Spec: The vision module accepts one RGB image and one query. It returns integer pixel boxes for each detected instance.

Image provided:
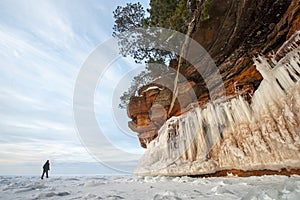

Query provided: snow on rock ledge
[135,31,300,176]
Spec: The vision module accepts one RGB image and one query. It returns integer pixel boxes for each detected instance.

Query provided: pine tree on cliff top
[112,0,190,64]
[113,0,191,108]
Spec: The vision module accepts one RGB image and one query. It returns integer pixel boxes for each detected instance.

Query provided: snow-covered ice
[1,175,300,200]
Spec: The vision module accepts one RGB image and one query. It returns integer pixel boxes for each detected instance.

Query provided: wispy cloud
[0,0,149,175]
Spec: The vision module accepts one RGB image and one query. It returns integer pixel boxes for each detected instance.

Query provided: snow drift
[1,175,300,199]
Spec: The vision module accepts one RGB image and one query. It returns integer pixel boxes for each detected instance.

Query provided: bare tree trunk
[168,0,207,116]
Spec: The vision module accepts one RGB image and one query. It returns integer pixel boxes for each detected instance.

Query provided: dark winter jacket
[43,161,50,171]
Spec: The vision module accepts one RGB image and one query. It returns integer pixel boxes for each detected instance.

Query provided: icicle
[135,31,300,176]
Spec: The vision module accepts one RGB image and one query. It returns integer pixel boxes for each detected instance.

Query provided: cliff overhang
[127,0,300,176]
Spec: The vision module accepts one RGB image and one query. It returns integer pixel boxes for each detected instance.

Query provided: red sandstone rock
[127,0,299,148]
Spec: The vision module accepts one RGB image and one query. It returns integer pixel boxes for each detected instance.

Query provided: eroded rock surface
[127,0,300,148]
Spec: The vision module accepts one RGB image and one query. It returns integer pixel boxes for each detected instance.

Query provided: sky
[0,0,150,175]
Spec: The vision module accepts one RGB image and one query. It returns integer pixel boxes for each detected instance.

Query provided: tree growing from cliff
[112,0,191,64]
[119,62,168,109]
[113,1,191,108]
[147,0,191,33]
[112,3,145,34]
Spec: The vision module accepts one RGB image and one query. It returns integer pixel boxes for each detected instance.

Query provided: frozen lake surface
[0,175,300,199]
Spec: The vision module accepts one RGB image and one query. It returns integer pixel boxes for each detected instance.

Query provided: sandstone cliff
[135,30,300,176]
[127,0,300,149]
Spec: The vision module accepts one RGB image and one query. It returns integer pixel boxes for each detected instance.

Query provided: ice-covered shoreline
[136,31,300,177]
[1,175,300,199]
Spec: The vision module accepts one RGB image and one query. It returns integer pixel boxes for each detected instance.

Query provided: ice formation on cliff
[135,31,300,176]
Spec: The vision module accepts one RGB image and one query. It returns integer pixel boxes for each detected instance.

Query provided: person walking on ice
[41,160,50,179]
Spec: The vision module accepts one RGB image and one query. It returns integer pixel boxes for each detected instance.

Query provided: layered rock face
[127,0,300,149]
[135,31,300,176]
